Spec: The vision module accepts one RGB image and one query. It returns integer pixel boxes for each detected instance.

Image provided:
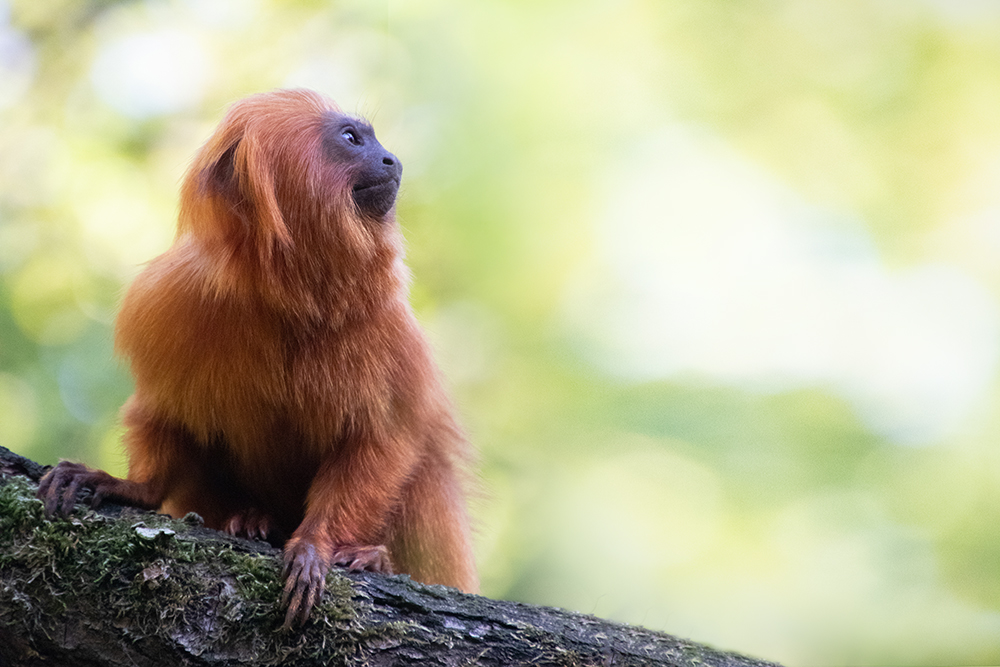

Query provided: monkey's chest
[127,290,398,465]
[174,335,389,458]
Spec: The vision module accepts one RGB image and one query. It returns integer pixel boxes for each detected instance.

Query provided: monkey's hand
[280,540,328,630]
[280,540,393,629]
[37,461,127,518]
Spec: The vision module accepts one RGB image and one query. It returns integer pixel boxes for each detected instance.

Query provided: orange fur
[38,89,478,627]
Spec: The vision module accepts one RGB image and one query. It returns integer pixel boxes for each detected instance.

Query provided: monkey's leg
[387,451,479,594]
[147,438,280,543]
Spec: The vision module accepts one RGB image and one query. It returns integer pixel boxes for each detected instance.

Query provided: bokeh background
[2,0,1000,664]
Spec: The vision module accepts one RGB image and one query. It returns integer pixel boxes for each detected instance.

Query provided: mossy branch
[0,445,781,667]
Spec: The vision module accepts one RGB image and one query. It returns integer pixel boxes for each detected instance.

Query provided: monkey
[37,89,479,629]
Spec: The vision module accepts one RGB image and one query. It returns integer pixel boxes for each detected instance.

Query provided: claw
[278,541,394,630]
[330,544,393,574]
[223,507,275,542]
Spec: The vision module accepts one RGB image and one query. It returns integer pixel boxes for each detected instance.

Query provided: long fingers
[280,542,328,631]
[38,468,61,518]
[37,461,115,518]
[330,544,393,574]
[37,462,89,518]
[60,474,83,517]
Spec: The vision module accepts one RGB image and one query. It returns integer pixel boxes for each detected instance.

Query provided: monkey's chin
[353,179,400,219]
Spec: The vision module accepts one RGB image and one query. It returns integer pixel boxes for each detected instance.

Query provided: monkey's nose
[382,152,402,179]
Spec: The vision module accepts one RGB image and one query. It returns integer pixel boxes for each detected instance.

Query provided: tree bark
[0,445,782,667]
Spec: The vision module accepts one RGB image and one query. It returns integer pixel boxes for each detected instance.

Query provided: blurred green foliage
[3,1,1000,665]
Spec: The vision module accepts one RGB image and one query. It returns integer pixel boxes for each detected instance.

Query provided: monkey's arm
[37,462,164,517]
[280,432,419,629]
[37,399,186,518]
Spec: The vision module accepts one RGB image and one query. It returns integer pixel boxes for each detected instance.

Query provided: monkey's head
[322,114,402,220]
[178,89,407,315]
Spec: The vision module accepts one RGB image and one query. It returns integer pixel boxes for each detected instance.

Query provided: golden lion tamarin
[38,89,478,628]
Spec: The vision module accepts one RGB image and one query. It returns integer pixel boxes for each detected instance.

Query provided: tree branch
[0,445,781,667]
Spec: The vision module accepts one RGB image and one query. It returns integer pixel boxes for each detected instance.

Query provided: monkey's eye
[342,128,362,146]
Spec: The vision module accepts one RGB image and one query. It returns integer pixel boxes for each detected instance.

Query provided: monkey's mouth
[353,177,401,218]
[353,177,399,195]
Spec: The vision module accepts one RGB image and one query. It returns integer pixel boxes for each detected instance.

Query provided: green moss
[0,475,410,665]
[0,475,47,539]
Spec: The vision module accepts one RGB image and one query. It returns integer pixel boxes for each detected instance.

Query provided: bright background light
[565,125,1000,444]
[3,1,1000,665]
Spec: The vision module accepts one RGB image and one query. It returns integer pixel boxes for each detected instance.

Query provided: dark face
[322,113,402,219]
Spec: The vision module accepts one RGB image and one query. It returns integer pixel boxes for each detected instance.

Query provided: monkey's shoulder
[115,246,287,402]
